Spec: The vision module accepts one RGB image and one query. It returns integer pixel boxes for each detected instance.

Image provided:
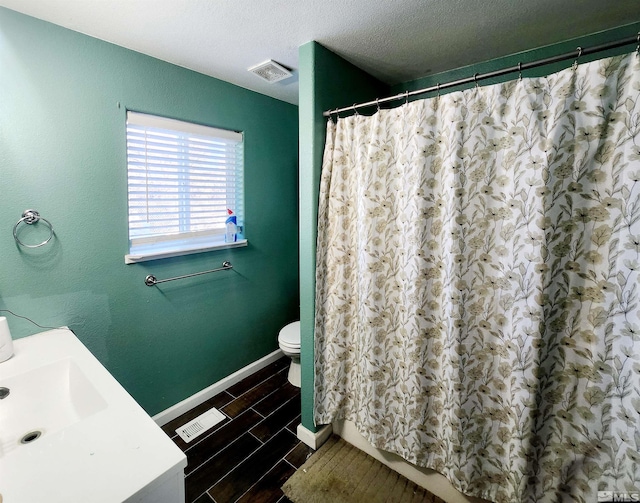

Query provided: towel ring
[13,209,54,248]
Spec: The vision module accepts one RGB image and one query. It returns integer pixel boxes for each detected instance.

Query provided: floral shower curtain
[314,52,640,503]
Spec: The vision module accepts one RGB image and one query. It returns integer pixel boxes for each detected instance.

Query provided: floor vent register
[175,408,226,443]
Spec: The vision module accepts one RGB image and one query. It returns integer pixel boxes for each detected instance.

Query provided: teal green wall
[0,7,299,416]
[298,22,640,431]
[298,41,388,430]
[391,22,640,99]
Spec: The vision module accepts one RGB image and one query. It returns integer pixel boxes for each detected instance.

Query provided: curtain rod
[323,34,640,117]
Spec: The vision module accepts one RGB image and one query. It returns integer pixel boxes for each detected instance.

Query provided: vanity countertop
[0,328,187,503]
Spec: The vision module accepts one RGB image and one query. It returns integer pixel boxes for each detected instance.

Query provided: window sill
[125,239,248,264]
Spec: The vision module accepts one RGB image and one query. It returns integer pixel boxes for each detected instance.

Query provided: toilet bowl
[278,321,300,388]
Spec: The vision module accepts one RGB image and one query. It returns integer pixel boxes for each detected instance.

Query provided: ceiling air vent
[248,60,293,83]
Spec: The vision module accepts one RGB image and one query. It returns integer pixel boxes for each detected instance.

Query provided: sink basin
[0,357,107,457]
[0,328,186,503]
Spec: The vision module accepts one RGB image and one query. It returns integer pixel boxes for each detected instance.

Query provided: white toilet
[278,321,301,388]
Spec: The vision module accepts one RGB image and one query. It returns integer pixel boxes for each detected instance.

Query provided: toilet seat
[279,341,300,353]
[278,321,300,350]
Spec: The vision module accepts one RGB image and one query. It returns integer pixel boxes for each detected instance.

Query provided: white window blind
[125,111,245,263]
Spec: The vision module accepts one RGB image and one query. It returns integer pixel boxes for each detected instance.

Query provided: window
[125,112,246,264]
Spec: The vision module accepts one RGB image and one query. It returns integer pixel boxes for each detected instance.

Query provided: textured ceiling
[0,0,638,104]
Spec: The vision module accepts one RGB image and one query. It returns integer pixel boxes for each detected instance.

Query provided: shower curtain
[314,52,640,503]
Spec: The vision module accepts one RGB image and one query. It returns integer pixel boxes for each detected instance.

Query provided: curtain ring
[473,73,479,88]
[404,91,409,105]
[518,62,522,81]
[376,98,380,112]
[352,103,359,116]
[572,47,582,70]
[636,32,639,56]
[436,83,440,98]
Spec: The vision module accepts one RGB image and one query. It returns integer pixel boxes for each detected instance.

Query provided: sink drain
[20,431,42,444]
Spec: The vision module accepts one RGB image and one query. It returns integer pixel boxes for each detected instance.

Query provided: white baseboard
[296,423,332,450]
[152,349,284,426]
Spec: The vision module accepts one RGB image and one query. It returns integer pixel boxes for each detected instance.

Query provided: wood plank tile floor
[161,356,314,503]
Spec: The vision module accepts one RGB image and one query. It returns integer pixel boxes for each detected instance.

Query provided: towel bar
[144,261,233,287]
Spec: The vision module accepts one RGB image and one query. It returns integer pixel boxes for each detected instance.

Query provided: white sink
[0,328,187,503]
[0,357,107,457]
